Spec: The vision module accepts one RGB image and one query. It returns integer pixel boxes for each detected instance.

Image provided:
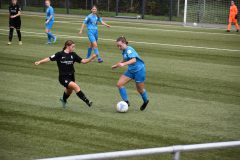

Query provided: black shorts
[59,74,75,88]
[9,19,21,29]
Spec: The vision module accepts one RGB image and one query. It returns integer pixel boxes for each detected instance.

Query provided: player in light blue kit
[112,36,149,111]
[45,0,56,44]
[79,5,110,63]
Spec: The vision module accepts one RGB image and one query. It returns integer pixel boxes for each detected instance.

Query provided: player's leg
[92,31,103,63]
[227,17,233,32]
[68,82,92,107]
[135,68,149,111]
[60,88,73,108]
[47,21,56,43]
[136,83,149,111]
[117,73,132,106]
[86,42,93,58]
[8,27,14,45]
[234,19,239,32]
[45,28,51,44]
[16,20,22,45]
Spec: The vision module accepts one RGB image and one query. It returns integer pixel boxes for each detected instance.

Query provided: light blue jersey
[83,14,102,30]
[46,6,54,21]
[122,46,145,73]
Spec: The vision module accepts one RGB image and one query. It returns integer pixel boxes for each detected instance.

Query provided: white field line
[0,29,239,52]
[0,12,229,31]
[54,20,240,37]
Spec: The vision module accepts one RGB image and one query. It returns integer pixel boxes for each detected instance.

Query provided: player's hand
[78,30,83,35]
[118,63,125,67]
[35,61,40,65]
[111,64,118,69]
[106,24,111,28]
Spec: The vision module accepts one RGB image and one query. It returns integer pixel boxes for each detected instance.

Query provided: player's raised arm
[34,57,50,65]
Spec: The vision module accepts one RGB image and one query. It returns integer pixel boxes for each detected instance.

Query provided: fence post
[169,0,173,21]
[141,0,146,19]
[43,1,46,13]
[66,0,69,14]
[116,0,119,16]
[183,0,188,25]
[172,152,180,160]
[91,0,93,7]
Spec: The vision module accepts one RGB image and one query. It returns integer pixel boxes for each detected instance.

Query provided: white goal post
[38,141,240,160]
[183,0,239,27]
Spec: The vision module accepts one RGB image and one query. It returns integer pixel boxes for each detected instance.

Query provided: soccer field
[0,12,240,160]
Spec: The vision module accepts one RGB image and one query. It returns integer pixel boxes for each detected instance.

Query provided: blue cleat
[53,36,57,43]
[60,97,67,108]
[98,58,103,63]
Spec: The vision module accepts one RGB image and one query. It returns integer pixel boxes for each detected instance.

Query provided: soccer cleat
[7,42,11,45]
[53,36,57,43]
[98,58,103,63]
[85,100,92,107]
[46,42,52,45]
[60,97,67,108]
[124,100,130,107]
[226,30,230,32]
[140,100,149,111]
[19,41,22,45]
[237,30,239,32]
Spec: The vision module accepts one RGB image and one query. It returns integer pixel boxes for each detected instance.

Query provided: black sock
[63,92,70,102]
[9,28,14,42]
[16,29,21,41]
[76,90,89,103]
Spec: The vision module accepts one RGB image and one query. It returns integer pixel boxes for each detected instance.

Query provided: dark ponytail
[116,36,128,45]
[63,40,75,51]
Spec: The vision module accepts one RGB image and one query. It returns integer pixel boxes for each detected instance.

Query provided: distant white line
[0,29,239,52]
[0,12,228,32]
[54,20,239,37]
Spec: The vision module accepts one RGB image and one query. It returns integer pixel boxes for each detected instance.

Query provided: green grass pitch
[0,12,240,160]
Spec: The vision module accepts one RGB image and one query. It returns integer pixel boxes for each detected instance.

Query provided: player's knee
[116,82,123,88]
[137,88,144,94]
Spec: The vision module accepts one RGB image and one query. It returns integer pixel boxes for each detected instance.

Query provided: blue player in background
[45,0,56,44]
[112,36,149,111]
[79,5,110,63]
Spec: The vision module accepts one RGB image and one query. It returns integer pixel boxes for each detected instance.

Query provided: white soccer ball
[116,101,128,113]
[193,22,198,26]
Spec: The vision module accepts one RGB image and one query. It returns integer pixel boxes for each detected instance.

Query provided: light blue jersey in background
[46,6,54,21]
[83,14,102,30]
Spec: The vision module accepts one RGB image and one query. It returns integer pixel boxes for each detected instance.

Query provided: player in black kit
[8,0,22,45]
[35,40,95,108]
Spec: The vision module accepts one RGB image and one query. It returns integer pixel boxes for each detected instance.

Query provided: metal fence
[0,0,185,21]
[37,141,240,160]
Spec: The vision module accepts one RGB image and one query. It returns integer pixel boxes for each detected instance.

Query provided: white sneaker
[19,41,22,45]
[7,42,11,45]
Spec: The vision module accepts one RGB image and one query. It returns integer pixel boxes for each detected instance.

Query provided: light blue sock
[93,48,101,59]
[48,32,55,40]
[86,48,92,58]
[47,33,51,42]
[119,87,128,101]
[140,90,148,103]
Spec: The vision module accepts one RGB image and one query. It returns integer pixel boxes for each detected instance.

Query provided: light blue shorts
[124,67,146,83]
[88,30,98,43]
[45,20,54,30]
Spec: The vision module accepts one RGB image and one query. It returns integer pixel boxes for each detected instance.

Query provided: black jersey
[49,51,82,76]
[9,4,21,21]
